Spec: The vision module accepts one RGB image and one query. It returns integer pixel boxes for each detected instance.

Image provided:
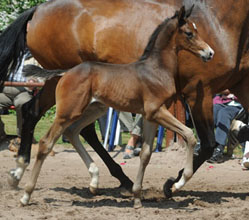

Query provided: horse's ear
[178,6,186,27]
[185,4,195,18]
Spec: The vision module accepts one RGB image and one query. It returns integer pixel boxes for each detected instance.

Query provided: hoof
[7,170,20,189]
[89,186,98,195]
[163,177,175,198]
[20,192,30,206]
[120,187,133,197]
[119,180,133,191]
[134,198,142,209]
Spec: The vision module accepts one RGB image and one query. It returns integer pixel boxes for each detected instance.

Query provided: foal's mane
[139,13,179,61]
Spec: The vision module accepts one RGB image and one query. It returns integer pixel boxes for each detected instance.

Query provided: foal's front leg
[155,105,196,194]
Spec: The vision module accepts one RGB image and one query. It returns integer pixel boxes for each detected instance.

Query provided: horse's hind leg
[80,124,133,191]
[8,77,59,188]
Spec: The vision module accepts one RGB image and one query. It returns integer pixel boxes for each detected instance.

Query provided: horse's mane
[139,13,178,61]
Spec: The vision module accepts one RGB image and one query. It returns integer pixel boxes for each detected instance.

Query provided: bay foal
[21,7,214,208]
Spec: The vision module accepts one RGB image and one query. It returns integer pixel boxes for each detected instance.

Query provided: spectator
[119,112,143,159]
[0,49,36,142]
[207,89,243,163]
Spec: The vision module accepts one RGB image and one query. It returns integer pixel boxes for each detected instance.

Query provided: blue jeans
[213,104,242,146]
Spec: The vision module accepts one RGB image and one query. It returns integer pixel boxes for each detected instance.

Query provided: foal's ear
[185,4,195,18]
[178,6,186,27]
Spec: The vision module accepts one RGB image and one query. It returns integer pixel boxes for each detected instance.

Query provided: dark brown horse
[1,0,249,203]
[19,7,214,207]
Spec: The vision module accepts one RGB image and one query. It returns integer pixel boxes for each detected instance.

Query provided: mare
[19,7,214,208]
[1,0,249,202]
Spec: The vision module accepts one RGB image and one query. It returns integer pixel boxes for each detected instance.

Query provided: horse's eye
[185,31,193,39]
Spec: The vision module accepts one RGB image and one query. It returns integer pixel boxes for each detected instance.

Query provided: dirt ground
[1,139,249,220]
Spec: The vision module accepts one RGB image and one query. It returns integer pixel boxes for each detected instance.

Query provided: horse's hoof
[20,192,30,206]
[134,198,142,209]
[120,187,133,197]
[163,177,175,198]
[7,170,20,189]
[89,186,98,195]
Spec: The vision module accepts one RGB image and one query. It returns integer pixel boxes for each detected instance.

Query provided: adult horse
[1,0,249,201]
[19,7,214,207]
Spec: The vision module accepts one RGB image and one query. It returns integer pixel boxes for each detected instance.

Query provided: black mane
[139,13,178,61]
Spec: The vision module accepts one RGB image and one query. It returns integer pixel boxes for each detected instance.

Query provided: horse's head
[175,6,214,62]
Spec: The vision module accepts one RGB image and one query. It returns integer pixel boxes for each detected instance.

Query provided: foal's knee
[185,128,197,148]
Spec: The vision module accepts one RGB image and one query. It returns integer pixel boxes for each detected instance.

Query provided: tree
[0,0,47,30]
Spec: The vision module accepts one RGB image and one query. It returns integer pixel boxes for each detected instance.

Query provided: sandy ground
[1,139,249,220]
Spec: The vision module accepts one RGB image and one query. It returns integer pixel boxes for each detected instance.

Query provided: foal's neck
[146,33,178,76]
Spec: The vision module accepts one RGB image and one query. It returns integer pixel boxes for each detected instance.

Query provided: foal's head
[175,6,214,62]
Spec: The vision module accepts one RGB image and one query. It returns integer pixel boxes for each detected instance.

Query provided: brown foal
[20,7,214,208]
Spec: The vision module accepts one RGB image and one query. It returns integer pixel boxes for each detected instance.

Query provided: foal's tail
[23,64,65,79]
[0,7,37,85]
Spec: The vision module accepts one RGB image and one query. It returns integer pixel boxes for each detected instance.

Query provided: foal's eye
[185,31,193,39]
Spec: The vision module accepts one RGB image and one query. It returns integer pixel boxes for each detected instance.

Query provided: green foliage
[0,0,47,30]
[42,105,56,121]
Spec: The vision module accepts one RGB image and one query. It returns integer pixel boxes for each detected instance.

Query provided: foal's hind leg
[20,117,67,205]
[133,105,196,208]
[64,101,133,192]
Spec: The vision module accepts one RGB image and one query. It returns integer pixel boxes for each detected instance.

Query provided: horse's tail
[0,7,37,85]
[23,64,66,79]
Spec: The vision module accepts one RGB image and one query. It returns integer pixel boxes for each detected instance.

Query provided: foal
[21,6,214,207]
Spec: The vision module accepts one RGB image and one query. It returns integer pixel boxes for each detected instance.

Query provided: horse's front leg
[133,120,157,209]
[163,95,216,197]
[8,77,59,188]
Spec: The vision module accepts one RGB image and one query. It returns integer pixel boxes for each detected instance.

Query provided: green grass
[1,113,243,157]
[1,114,165,149]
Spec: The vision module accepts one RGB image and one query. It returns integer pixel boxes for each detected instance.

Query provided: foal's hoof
[7,170,20,189]
[163,177,175,198]
[89,186,98,195]
[133,198,142,209]
[20,192,30,206]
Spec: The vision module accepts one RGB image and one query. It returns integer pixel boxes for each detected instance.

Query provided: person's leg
[97,113,108,142]
[119,112,137,159]
[13,89,33,136]
[0,87,17,139]
[208,105,241,163]
[131,114,143,156]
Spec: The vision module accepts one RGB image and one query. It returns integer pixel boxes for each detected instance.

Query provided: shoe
[207,148,224,163]
[133,147,141,156]
[62,135,70,143]
[123,145,134,159]
[242,152,249,169]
